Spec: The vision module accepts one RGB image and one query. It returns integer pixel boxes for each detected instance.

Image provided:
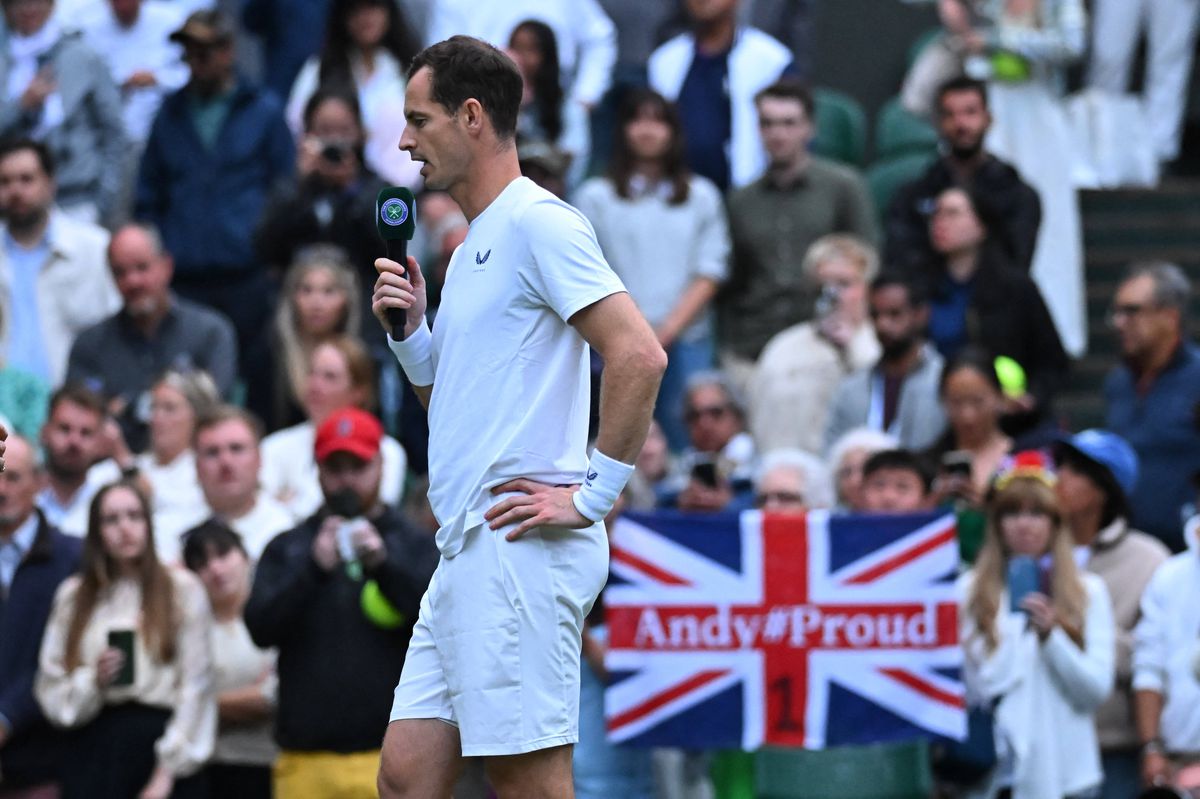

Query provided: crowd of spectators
[0,0,1199,797]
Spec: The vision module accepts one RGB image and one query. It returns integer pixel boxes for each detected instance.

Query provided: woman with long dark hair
[36,481,215,799]
[509,18,591,187]
[925,185,1067,442]
[574,88,729,450]
[958,453,1114,798]
[286,0,421,186]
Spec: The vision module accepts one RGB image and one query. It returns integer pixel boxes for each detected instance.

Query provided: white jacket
[1133,516,1200,752]
[0,211,118,385]
[649,27,792,188]
[958,570,1115,799]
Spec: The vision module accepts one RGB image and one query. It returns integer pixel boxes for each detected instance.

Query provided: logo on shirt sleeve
[475,249,491,265]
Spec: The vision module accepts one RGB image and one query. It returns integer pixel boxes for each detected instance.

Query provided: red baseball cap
[314,408,383,463]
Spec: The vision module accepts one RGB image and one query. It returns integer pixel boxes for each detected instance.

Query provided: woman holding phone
[35,481,216,799]
[957,452,1115,799]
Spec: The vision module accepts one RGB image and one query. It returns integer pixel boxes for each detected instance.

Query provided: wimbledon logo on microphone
[380,198,409,226]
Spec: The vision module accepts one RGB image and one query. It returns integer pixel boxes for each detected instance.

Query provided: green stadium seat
[813,88,868,168]
[875,97,940,161]
[866,151,937,222]
[755,740,935,799]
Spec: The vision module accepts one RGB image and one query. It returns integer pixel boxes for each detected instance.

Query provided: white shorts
[390,520,609,756]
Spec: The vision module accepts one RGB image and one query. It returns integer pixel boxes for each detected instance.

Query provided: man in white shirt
[375,36,666,799]
[0,139,119,386]
[1133,514,1200,788]
[191,406,293,560]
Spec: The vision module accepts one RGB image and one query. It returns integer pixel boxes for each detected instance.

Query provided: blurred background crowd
[0,0,1199,797]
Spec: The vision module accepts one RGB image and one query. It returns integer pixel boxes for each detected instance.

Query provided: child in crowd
[859,449,934,513]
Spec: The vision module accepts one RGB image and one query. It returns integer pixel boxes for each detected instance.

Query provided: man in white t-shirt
[191,406,294,560]
[374,36,666,799]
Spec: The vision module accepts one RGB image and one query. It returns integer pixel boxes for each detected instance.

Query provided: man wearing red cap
[244,407,439,798]
[373,35,666,799]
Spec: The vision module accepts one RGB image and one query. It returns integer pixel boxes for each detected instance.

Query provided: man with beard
[825,273,946,453]
[0,138,118,386]
[66,223,238,452]
[34,384,109,536]
[883,76,1042,277]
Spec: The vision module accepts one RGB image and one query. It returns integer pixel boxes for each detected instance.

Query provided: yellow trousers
[274,749,381,798]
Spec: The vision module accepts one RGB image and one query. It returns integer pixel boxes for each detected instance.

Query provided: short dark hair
[0,137,55,177]
[1054,446,1129,529]
[182,518,247,572]
[754,79,815,120]
[870,271,928,307]
[48,383,106,420]
[862,449,934,494]
[935,76,989,113]
[409,36,523,140]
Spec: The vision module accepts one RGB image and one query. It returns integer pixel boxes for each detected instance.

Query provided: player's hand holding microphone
[372,187,425,340]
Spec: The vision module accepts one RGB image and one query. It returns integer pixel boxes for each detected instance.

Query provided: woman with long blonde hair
[958,451,1115,799]
[35,481,216,798]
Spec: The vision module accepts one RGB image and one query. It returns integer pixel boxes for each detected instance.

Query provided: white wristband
[386,319,435,387]
[572,450,635,523]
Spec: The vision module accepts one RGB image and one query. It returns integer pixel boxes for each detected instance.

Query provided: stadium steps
[1057,182,1200,429]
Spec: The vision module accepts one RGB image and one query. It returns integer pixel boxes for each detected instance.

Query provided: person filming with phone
[34,480,216,799]
[244,407,438,798]
[667,372,757,513]
[957,452,1116,799]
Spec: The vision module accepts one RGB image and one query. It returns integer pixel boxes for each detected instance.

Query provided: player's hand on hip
[372,255,428,337]
[486,478,591,541]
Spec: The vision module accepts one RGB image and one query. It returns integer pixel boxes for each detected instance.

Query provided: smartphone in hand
[107,629,135,687]
[1006,556,1040,613]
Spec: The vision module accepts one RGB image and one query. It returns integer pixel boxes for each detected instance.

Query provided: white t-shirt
[225,492,296,561]
[425,177,626,557]
[260,421,408,522]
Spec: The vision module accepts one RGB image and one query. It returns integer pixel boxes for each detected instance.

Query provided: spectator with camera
[665,371,756,512]
[258,86,386,304]
[824,272,946,454]
[1053,430,1170,799]
[746,235,879,457]
[245,407,438,798]
[958,452,1115,799]
[36,480,216,799]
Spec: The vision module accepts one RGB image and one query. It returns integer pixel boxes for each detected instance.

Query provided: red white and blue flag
[604,510,966,750]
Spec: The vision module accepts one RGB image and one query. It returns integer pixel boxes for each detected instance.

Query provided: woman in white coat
[958,451,1115,799]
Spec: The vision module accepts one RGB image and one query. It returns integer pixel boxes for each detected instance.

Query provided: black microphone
[375,186,417,341]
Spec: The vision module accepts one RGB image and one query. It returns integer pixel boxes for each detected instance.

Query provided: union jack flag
[604,510,966,750]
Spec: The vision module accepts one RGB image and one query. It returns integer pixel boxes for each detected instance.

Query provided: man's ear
[460,98,486,136]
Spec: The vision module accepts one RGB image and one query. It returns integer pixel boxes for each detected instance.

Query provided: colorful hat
[992,450,1056,492]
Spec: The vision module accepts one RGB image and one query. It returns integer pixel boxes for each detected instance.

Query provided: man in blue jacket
[0,435,81,793]
[135,9,294,380]
[1105,261,1200,552]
